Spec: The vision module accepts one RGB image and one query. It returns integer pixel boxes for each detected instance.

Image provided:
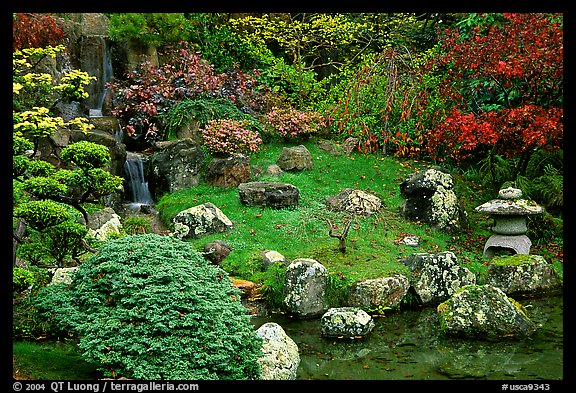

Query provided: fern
[162,98,259,140]
[532,164,563,209]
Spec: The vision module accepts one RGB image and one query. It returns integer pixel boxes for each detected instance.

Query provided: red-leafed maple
[13,13,65,51]
[424,13,563,181]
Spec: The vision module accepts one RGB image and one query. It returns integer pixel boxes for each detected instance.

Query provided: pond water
[251,294,563,381]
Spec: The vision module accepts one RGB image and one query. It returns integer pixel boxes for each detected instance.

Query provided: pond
[251,294,563,381]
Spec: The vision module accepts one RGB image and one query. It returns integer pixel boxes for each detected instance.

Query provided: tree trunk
[13,218,27,267]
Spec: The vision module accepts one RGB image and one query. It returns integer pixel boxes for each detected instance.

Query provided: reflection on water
[252,295,563,380]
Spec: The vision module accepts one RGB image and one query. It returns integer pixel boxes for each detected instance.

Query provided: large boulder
[205,153,251,188]
[402,251,476,305]
[325,188,382,216]
[486,254,563,296]
[256,322,300,380]
[284,258,328,318]
[320,307,375,339]
[147,139,206,199]
[347,274,410,312]
[399,167,468,232]
[238,181,299,209]
[437,284,538,339]
[276,145,313,172]
[171,202,232,240]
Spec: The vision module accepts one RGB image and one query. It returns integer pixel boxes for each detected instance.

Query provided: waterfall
[82,35,113,115]
[124,152,154,205]
[115,122,124,144]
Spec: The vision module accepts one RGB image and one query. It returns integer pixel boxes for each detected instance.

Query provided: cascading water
[124,152,154,206]
[83,35,113,117]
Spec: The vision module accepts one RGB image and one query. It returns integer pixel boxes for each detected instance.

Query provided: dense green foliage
[34,234,263,380]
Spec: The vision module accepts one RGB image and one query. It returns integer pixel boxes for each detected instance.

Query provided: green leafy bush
[13,267,35,295]
[35,234,263,380]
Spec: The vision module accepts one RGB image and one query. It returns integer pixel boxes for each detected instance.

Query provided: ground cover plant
[33,234,263,380]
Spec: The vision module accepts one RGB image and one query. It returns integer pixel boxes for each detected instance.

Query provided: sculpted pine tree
[13,45,123,267]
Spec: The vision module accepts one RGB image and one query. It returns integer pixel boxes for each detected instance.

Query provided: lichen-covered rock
[256,322,300,380]
[347,274,410,312]
[171,202,232,239]
[400,167,468,232]
[325,188,382,216]
[402,251,476,304]
[487,254,563,295]
[437,284,538,339]
[320,307,375,339]
[284,258,328,318]
[475,197,544,216]
[49,267,78,286]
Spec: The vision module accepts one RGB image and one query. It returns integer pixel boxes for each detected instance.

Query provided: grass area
[13,340,102,380]
[155,139,564,308]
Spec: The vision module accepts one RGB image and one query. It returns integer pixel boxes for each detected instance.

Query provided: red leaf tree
[424,13,563,190]
[13,13,65,51]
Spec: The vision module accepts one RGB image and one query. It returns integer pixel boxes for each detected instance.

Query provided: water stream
[123,152,154,206]
[252,294,563,380]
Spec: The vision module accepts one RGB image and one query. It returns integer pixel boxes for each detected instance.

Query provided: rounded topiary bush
[35,234,262,380]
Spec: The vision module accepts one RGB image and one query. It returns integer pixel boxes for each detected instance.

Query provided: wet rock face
[148,139,206,199]
[399,168,468,232]
[437,284,538,340]
[283,258,328,318]
[320,307,375,339]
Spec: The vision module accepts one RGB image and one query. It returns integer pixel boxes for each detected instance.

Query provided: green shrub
[13,267,52,339]
[34,234,262,380]
[13,267,35,295]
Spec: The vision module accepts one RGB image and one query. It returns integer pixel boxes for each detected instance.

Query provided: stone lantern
[475,187,543,259]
